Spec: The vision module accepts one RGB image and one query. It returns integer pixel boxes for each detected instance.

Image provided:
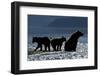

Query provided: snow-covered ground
[28,42,88,61]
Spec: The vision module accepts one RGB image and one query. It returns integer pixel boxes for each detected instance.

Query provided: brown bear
[32,37,50,51]
[64,31,83,51]
[51,37,66,51]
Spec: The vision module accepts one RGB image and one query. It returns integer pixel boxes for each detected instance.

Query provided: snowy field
[28,42,88,61]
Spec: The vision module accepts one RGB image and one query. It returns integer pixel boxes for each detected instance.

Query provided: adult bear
[32,37,50,51]
[51,37,66,51]
[64,31,83,51]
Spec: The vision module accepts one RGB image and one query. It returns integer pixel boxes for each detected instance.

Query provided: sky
[28,15,88,37]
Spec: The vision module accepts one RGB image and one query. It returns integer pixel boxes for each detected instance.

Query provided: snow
[28,42,88,61]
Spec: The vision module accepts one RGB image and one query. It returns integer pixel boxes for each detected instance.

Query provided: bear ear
[77,30,80,33]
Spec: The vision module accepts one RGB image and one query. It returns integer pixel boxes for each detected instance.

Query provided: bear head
[76,30,84,37]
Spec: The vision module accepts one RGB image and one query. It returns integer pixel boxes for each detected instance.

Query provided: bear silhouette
[51,37,66,51]
[32,37,50,51]
[64,31,83,51]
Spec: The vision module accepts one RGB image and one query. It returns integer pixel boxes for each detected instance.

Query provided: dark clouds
[28,15,88,35]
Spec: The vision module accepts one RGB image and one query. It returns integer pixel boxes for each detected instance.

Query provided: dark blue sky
[28,15,88,37]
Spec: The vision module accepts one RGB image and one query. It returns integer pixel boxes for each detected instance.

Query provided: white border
[20,6,95,70]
